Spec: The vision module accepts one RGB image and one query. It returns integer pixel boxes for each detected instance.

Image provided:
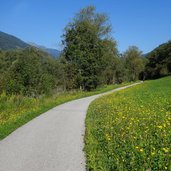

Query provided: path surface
[0,82,142,171]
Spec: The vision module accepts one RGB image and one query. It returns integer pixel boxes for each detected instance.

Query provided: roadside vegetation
[85,76,171,171]
[0,82,132,140]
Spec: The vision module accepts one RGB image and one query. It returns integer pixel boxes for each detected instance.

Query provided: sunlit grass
[85,76,171,171]
[0,82,130,140]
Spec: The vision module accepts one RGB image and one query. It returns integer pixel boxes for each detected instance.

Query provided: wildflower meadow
[85,76,171,170]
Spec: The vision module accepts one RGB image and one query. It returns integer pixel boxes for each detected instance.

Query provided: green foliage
[123,46,145,81]
[85,76,171,170]
[100,39,123,84]
[145,41,171,79]
[62,6,122,90]
[0,48,62,96]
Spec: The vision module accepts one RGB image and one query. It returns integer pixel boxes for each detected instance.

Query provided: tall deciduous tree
[62,6,115,90]
[123,46,144,81]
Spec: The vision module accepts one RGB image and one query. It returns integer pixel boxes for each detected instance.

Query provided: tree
[62,6,114,90]
[123,46,144,81]
[99,38,128,84]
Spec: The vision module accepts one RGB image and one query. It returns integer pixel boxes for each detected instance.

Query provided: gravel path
[0,82,142,171]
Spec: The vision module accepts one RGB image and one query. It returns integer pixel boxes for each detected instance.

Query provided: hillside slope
[0,31,60,58]
[29,42,61,58]
[145,41,171,78]
[0,31,29,50]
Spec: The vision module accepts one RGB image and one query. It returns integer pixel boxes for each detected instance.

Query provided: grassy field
[0,82,132,140]
[85,76,171,171]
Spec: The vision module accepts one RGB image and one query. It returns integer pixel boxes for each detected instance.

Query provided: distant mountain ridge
[0,31,61,58]
[0,31,29,50]
[28,42,61,58]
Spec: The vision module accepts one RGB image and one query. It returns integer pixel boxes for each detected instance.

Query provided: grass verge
[0,82,132,140]
[85,76,171,171]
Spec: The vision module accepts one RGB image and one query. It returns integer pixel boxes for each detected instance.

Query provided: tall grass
[85,76,171,171]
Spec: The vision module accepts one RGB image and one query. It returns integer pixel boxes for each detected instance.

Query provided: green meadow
[85,76,171,171]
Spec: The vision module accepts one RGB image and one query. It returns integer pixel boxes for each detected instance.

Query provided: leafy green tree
[62,6,113,90]
[100,39,116,84]
[123,46,144,81]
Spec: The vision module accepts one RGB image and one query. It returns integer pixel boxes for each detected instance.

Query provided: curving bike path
[0,82,142,171]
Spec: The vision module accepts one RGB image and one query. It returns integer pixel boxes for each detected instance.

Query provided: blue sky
[0,0,171,53]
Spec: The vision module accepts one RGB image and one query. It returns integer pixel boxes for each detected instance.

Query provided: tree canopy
[122,46,145,81]
[0,48,62,96]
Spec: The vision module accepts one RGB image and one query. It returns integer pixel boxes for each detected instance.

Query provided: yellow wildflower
[162,148,169,153]
[151,151,155,156]
[140,148,144,152]
[157,125,163,129]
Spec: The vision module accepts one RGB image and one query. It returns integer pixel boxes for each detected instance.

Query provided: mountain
[0,31,29,50]
[29,43,61,58]
[0,31,61,58]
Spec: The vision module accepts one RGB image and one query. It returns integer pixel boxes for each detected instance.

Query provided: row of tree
[0,48,63,96]
[0,6,170,96]
[0,45,145,96]
[61,6,145,90]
